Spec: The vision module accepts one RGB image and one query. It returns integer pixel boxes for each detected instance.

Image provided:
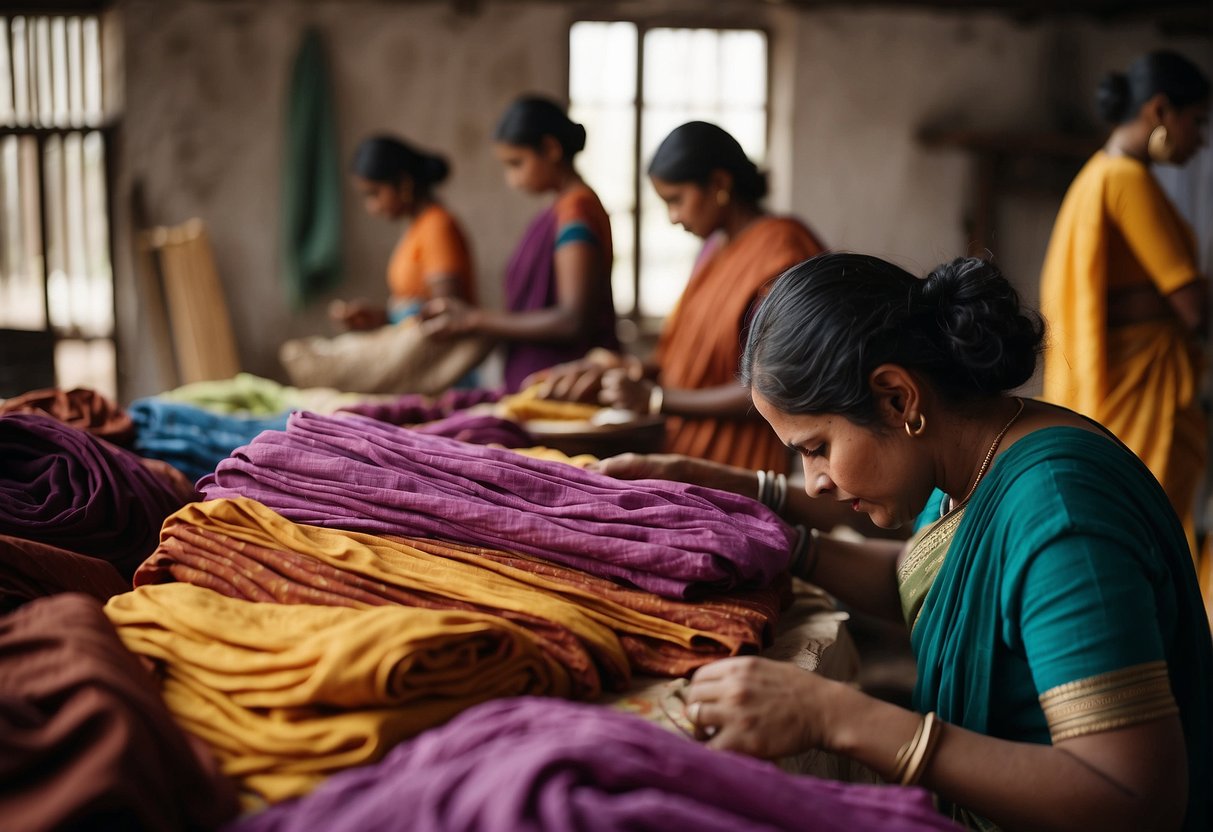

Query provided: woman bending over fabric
[332,135,476,331]
[530,122,824,473]
[422,96,618,392]
[679,253,1211,831]
[1040,51,1210,557]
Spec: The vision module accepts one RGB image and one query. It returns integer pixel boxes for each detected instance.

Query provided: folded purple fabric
[226,696,958,832]
[414,412,533,448]
[0,414,190,579]
[199,412,793,598]
[337,388,503,425]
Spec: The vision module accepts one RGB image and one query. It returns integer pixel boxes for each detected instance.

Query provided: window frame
[567,12,774,329]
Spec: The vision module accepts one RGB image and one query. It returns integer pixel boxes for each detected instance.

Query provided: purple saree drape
[502,207,618,392]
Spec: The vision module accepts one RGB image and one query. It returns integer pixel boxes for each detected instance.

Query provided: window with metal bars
[0,12,116,400]
[568,21,769,328]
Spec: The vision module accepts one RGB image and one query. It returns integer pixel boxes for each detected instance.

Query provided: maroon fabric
[337,388,503,425]
[0,593,240,831]
[0,386,135,445]
[0,534,130,614]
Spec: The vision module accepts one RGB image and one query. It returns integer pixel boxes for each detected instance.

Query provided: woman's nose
[803,472,834,499]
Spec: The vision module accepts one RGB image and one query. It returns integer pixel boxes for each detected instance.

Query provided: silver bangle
[648,385,664,415]
[773,472,788,515]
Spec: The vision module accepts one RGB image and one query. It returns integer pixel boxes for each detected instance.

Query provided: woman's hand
[684,656,835,759]
[329,299,387,331]
[421,297,480,338]
[599,367,654,412]
[525,350,632,402]
[588,453,760,497]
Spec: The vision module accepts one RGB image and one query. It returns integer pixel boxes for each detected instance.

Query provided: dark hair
[351,135,450,190]
[741,253,1044,424]
[493,95,586,161]
[647,121,768,203]
[1096,50,1211,124]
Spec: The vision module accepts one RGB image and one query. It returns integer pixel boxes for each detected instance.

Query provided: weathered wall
[113,0,1210,400]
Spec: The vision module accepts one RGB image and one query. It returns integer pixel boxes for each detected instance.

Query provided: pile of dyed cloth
[136,499,781,690]
[0,594,239,831]
[0,413,193,578]
[200,412,794,599]
[105,583,566,803]
[158,372,369,416]
[227,696,960,832]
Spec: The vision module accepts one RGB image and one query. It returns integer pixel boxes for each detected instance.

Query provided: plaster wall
[113,0,1210,400]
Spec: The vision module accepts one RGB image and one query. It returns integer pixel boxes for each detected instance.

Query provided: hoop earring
[904,413,927,437]
[1148,125,1172,163]
[715,189,730,207]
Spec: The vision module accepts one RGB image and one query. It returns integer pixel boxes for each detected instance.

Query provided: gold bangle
[890,714,926,784]
[900,712,943,786]
[648,385,664,415]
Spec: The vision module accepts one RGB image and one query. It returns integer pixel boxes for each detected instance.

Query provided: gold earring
[716,189,730,207]
[904,413,927,437]
[1147,125,1172,163]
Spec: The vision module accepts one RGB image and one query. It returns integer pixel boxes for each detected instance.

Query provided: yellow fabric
[104,582,564,804]
[512,445,599,467]
[498,386,602,422]
[1041,151,1205,555]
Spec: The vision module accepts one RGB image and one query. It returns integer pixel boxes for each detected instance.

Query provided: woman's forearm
[802,535,905,621]
[822,683,1186,832]
[659,383,761,420]
[470,305,585,342]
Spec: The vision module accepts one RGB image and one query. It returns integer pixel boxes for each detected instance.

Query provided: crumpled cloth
[105,583,567,804]
[336,387,502,425]
[0,414,192,579]
[0,593,239,832]
[199,411,794,599]
[0,386,135,444]
[224,696,960,832]
[0,534,129,614]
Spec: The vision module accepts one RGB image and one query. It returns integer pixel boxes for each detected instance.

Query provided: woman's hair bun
[918,258,1044,395]
[422,154,450,186]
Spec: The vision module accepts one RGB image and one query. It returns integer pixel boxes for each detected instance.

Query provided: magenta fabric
[225,696,959,832]
[198,411,793,599]
[0,414,191,579]
[413,412,533,448]
[337,388,503,425]
[502,207,618,392]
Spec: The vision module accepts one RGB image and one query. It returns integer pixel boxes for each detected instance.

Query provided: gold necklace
[941,397,1025,517]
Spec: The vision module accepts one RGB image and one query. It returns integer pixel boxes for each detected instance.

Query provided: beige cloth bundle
[279,320,492,395]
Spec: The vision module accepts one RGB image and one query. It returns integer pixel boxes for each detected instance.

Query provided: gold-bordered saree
[897,427,1211,830]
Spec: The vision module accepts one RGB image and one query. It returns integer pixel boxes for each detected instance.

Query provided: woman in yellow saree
[1040,51,1210,563]
[678,253,1211,831]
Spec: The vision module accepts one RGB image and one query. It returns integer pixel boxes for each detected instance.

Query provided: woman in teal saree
[681,254,1211,831]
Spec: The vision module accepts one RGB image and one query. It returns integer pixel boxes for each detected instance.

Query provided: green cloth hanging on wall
[281,27,343,307]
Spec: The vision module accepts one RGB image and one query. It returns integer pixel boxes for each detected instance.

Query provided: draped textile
[198,411,794,599]
[502,186,618,392]
[410,411,533,448]
[336,387,502,425]
[130,398,290,482]
[1041,152,1205,554]
[134,498,778,684]
[104,583,565,804]
[281,27,342,307]
[0,386,134,444]
[656,216,824,473]
[224,696,959,832]
[910,427,1211,831]
[0,414,191,579]
[0,593,239,832]
[0,534,129,614]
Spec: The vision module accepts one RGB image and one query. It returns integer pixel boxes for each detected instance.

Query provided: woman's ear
[1143,91,1171,125]
[708,168,734,199]
[869,364,921,429]
[540,135,564,165]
